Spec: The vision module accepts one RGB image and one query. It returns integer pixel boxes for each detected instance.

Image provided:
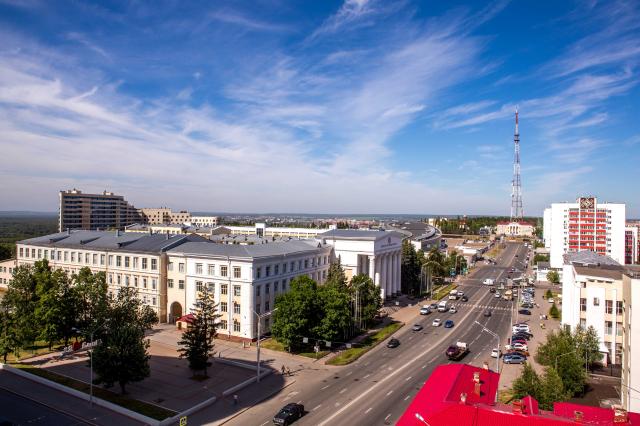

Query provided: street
[220,242,529,426]
[0,385,90,426]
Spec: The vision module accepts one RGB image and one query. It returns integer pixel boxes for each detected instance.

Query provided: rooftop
[168,239,330,259]
[319,229,403,241]
[564,251,621,267]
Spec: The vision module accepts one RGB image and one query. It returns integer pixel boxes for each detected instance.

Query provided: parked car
[518,309,531,315]
[512,333,532,341]
[430,303,439,310]
[494,292,502,298]
[461,295,468,302]
[506,349,530,357]
[273,403,305,425]
[521,302,534,309]
[412,324,423,331]
[513,324,531,333]
[444,320,454,328]
[449,306,457,314]
[387,338,400,348]
[503,353,527,364]
[491,348,501,358]
[513,342,529,352]
[419,306,431,315]
[432,319,442,327]
[457,291,464,296]
[548,298,555,303]
[489,288,496,293]
[510,339,527,346]
[484,309,492,317]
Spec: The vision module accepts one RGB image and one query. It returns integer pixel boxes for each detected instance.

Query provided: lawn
[5,340,65,363]
[10,363,177,420]
[326,321,404,366]
[259,338,330,359]
[432,284,457,301]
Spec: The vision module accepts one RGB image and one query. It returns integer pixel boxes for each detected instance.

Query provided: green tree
[0,308,20,363]
[350,274,382,328]
[574,325,603,367]
[401,241,421,295]
[178,287,221,377]
[91,287,158,394]
[545,289,553,299]
[540,367,567,409]
[549,303,560,319]
[315,284,351,342]
[325,260,348,291]
[74,268,109,340]
[3,262,41,349]
[35,268,67,350]
[547,270,560,284]
[534,328,586,396]
[272,276,320,351]
[512,362,543,401]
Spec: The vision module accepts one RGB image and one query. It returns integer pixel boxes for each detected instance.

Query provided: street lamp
[254,308,278,383]
[415,412,431,425]
[86,323,105,409]
[555,351,575,371]
[474,321,500,375]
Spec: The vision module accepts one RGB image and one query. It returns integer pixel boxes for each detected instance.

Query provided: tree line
[0,260,157,394]
[401,242,467,296]
[0,216,58,261]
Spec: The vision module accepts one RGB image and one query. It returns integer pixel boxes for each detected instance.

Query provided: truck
[438,300,448,312]
[503,290,513,301]
[448,289,458,300]
[483,278,494,286]
[446,342,469,360]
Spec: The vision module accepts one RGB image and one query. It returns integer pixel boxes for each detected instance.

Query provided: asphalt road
[0,385,90,425]
[226,241,529,426]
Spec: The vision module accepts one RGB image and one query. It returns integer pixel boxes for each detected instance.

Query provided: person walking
[234,394,239,405]
[281,365,286,375]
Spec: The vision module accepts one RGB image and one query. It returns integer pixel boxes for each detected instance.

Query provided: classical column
[395,252,401,295]
[375,256,384,299]
[392,253,398,295]
[368,255,375,282]
[380,254,387,299]
[387,254,393,297]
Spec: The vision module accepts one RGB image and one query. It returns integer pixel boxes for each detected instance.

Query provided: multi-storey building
[222,223,334,239]
[16,230,205,321]
[625,224,639,265]
[166,240,334,340]
[138,208,191,225]
[190,216,219,227]
[59,189,141,232]
[544,197,626,268]
[495,220,535,237]
[0,258,16,289]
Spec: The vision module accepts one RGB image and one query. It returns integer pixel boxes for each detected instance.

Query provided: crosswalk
[452,302,512,312]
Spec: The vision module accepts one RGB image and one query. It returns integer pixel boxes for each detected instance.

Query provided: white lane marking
[363,374,371,379]
[421,364,427,369]
[385,414,392,422]
[321,385,330,390]
[364,361,370,366]
[381,364,387,369]
[405,376,412,381]
[339,388,347,394]
[313,404,322,411]
[346,371,353,376]
[386,390,394,396]
[404,394,411,401]
[335,402,341,407]
[365,407,372,414]
[429,355,438,363]
[288,391,299,397]
[260,422,269,426]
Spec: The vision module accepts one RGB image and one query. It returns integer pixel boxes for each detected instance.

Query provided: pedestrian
[281,365,286,375]
[234,394,239,405]
[286,367,291,376]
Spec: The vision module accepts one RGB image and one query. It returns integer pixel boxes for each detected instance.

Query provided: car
[444,320,454,328]
[387,338,400,348]
[513,324,531,333]
[503,353,527,364]
[484,309,492,317]
[506,349,530,357]
[457,291,464,296]
[273,403,305,425]
[491,348,501,358]
[461,295,468,302]
[419,306,431,315]
[412,324,423,331]
[430,303,439,310]
[494,292,501,298]
[510,339,527,345]
[521,302,534,309]
[449,307,457,313]
[518,309,531,315]
[548,298,555,303]
[513,342,529,352]
[489,288,496,293]
[512,333,532,341]
[432,319,442,327]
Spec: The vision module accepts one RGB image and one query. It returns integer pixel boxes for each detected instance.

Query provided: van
[483,278,494,286]
[449,290,458,300]
[438,301,448,312]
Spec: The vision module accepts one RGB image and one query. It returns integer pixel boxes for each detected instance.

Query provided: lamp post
[474,321,500,377]
[254,308,277,383]
[555,351,575,371]
[87,324,105,409]
[415,412,431,425]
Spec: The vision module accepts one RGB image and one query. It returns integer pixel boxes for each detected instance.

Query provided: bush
[547,270,560,284]
[549,303,560,319]
[545,289,553,300]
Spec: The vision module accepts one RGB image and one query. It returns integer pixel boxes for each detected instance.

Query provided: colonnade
[367,251,401,299]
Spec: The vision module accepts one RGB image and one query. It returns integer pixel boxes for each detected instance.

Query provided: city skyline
[1,1,638,216]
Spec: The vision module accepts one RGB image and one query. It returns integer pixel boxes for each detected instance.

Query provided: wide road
[0,385,91,425]
[225,242,529,426]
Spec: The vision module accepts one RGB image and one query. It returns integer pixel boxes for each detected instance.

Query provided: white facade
[544,198,626,268]
[221,223,337,239]
[319,230,403,299]
[496,221,535,237]
[622,274,640,412]
[190,216,219,227]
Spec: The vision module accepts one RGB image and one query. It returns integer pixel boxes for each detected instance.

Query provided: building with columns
[318,229,403,299]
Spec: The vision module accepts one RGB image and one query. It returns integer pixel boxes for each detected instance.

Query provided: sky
[0,0,638,217]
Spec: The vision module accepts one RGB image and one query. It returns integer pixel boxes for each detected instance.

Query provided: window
[44,250,49,259]
[168,262,173,271]
[151,259,157,270]
[255,303,261,314]
[220,265,228,277]
[298,260,302,270]
[143,278,147,289]
[208,264,215,276]
[221,284,228,295]
[283,263,287,273]
[93,254,98,265]
[605,321,613,335]
[233,303,241,314]
[266,266,271,277]
[100,254,105,265]
[179,280,185,289]
[256,267,261,279]
[196,281,203,293]
[256,285,261,297]
[208,282,215,292]
[32,249,36,258]
[152,297,156,306]
[152,278,157,290]
[617,322,623,336]
[125,257,130,268]
[233,285,241,296]
[19,248,23,257]
[116,256,121,267]
[617,301,623,315]
[266,283,270,294]
[606,300,613,314]
[265,301,270,311]
[196,263,203,274]
[220,320,228,330]
[133,257,139,268]
[233,266,241,279]
[108,274,113,284]
[71,252,76,262]
[134,277,138,287]
[221,302,228,312]
[142,258,148,270]
[125,276,130,286]
[179,263,185,273]
[304,259,309,269]
[290,261,295,271]
[85,253,90,264]
[117,275,121,285]
[274,264,279,275]
[233,320,241,332]
[57,251,62,261]
[168,279,174,288]
[274,281,278,292]
[593,297,600,307]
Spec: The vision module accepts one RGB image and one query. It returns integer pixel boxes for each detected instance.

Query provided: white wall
[626,278,640,411]
[543,208,552,249]
[561,263,580,328]
[609,204,626,265]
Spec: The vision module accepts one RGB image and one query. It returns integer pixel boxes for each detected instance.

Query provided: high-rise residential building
[138,208,192,225]
[58,189,141,231]
[625,223,639,265]
[543,196,626,268]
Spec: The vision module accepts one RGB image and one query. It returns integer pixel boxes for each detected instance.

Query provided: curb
[217,379,297,425]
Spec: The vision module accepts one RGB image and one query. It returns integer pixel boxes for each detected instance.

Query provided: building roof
[497,221,535,226]
[319,229,403,241]
[537,261,550,269]
[564,251,621,267]
[397,364,640,426]
[574,266,624,280]
[386,222,441,241]
[168,239,330,259]
[18,230,206,253]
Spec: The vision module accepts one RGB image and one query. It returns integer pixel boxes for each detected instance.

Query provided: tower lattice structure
[510,108,523,220]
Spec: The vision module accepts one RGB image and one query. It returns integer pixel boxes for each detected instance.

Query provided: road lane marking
[363,374,371,379]
[346,371,352,376]
[313,404,322,411]
[385,414,392,422]
[386,390,394,396]
[365,407,372,414]
[340,388,347,394]
[404,394,411,401]
[260,422,269,426]
[335,402,341,407]
[321,385,330,390]
[405,376,412,381]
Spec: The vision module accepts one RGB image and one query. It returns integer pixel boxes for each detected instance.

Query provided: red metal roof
[396,364,640,426]
[177,313,195,323]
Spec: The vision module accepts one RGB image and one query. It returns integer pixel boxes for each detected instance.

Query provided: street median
[326,321,404,366]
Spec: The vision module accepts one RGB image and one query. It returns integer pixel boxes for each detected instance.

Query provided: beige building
[0,258,16,289]
[138,208,192,225]
[496,221,535,237]
[59,189,141,231]
[222,223,335,239]
[190,216,219,227]
[126,223,214,237]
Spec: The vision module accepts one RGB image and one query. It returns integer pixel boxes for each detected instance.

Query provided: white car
[513,342,529,352]
[548,298,555,303]
[457,291,464,296]
[449,307,457,313]
[494,292,501,298]
[419,306,431,315]
[432,319,442,327]
[491,348,501,358]
[513,325,531,334]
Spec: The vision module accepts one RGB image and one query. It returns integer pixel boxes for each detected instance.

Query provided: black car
[518,309,532,315]
[512,333,531,341]
[430,303,439,310]
[387,338,400,348]
[461,295,468,302]
[483,309,492,317]
[489,288,496,293]
[273,403,305,425]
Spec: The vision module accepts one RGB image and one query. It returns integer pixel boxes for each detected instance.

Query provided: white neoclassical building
[318,229,403,299]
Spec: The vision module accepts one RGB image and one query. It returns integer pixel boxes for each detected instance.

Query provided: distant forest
[0,215,58,260]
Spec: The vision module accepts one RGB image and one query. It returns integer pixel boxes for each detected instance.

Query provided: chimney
[473,372,481,396]
[459,392,467,404]
[512,399,523,414]
[574,411,584,422]
[613,406,628,423]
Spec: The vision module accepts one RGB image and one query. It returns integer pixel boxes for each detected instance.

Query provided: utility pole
[511,108,524,220]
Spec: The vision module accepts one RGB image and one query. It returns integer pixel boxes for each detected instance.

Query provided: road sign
[450,268,456,277]
[180,416,187,426]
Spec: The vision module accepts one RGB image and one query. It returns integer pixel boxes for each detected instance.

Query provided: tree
[91,287,158,394]
[534,328,586,396]
[315,284,351,342]
[574,325,603,367]
[549,303,560,319]
[3,262,40,349]
[350,274,382,328]
[540,367,567,409]
[547,270,560,284]
[512,363,543,402]
[325,260,348,291]
[401,241,421,295]
[545,289,553,300]
[272,276,320,351]
[178,287,221,377]
[0,308,20,363]
[74,268,109,340]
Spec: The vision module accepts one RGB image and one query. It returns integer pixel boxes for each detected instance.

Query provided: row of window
[0,266,13,273]
[190,263,239,278]
[255,255,329,279]
[19,247,158,271]
[108,273,158,291]
[218,319,242,332]
[580,297,623,315]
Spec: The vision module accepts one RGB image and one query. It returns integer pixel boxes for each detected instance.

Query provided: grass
[498,388,516,404]
[259,338,330,359]
[326,321,404,366]
[9,363,176,420]
[5,340,64,363]
[432,283,457,301]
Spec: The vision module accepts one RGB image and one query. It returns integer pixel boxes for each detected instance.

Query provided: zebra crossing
[452,302,512,312]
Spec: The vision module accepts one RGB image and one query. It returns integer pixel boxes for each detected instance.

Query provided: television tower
[510,107,523,220]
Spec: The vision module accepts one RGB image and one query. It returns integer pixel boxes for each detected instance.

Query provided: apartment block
[138,208,191,225]
[59,189,141,231]
[190,216,219,227]
[0,258,16,287]
[544,197,626,268]
[626,223,639,265]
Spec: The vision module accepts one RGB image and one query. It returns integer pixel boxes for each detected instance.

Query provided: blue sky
[0,0,638,216]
